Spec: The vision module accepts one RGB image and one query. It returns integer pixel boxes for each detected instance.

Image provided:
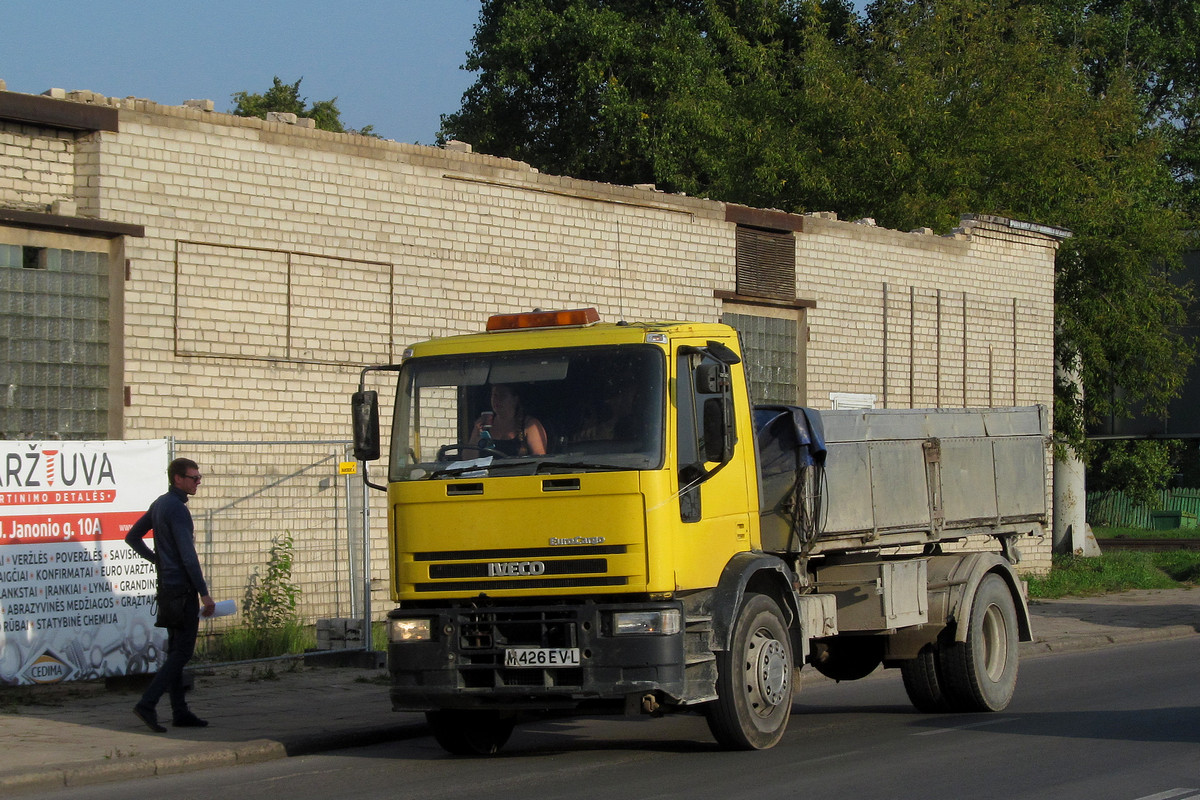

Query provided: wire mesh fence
[171,439,374,663]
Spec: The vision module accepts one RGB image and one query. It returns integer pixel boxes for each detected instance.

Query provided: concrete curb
[0,724,431,796]
[1022,625,1198,657]
[0,743,281,795]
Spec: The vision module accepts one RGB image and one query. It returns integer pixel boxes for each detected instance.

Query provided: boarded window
[735,226,795,300]
[175,241,393,365]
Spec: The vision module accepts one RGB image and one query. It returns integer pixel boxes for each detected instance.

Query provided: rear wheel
[425,709,516,756]
[938,574,1019,712]
[705,593,794,750]
[900,643,952,712]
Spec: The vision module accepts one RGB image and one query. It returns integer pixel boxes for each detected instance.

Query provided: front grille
[413,543,632,592]
[454,606,585,689]
[416,575,626,592]
[414,544,626,560]
[429,559,608,579]
[458,607,577,650]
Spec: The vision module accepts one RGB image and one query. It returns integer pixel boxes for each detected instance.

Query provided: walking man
[126,457,216,731]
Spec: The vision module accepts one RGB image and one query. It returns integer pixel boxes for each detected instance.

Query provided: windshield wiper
[422,458,633,480]
[425,465,488,479]
[532,460,629,473]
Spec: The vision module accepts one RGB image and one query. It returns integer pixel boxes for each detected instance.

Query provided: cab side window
[676,347,737,522]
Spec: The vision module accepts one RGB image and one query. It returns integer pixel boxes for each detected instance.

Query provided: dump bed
[755,405,1049,555]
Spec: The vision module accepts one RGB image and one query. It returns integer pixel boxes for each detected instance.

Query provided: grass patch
[196,620,316,663]
[372,621,388,651]
[1093,525,1200,540]
[1028,551,1200,598]
[1153,551,1200,584]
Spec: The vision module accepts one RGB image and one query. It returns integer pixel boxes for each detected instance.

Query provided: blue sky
[0,1,482,145]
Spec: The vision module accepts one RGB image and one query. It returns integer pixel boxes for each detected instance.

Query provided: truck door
[673,342,754,588]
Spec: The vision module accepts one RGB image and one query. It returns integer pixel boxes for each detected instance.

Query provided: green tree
[1088,439,1179,509]
[1036,0,1200,214]
[849,0,1193,454]
[442,0,1195,479]
[231,76,376,136]
[442,0,856,199]
[442,1,727,189]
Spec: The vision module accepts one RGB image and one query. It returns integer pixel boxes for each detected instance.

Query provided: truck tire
[426,709,516,756]
[939,573,1019,712]
[705,593,794,750]
[900,644,952,712]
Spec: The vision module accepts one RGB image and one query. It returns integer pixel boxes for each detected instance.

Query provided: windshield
[389,345,665,480]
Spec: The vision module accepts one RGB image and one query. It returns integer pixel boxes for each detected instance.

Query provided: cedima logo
[19,650,77,684]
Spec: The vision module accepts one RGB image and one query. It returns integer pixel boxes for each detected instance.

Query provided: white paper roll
[201,599,237,618]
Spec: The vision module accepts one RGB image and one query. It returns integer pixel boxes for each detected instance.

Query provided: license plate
[504,647,581,668]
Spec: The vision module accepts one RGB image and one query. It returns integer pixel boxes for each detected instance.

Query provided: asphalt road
[24,638,1200,800]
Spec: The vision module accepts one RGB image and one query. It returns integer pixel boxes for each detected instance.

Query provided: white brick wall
[2,93,1059,592]
[0,124,75,210]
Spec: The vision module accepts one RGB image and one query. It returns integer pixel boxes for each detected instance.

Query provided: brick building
[1,84,1063,614]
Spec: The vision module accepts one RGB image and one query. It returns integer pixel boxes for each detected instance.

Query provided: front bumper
[387,600,687,712]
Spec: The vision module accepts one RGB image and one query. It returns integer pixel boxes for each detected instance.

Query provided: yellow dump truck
[351,308,1047,754]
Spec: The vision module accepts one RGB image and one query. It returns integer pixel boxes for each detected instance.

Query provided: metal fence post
[361,469,371,652]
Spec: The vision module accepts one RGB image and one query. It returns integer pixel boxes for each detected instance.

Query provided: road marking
[793,749,865,766]
[912,717,1018,736]
[1132,791,1200,800]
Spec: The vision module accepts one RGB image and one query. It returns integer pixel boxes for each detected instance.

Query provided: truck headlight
[613,609,681,636]
[389,618,432,642]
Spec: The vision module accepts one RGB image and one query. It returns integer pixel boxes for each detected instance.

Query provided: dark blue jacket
[125,485,208,595]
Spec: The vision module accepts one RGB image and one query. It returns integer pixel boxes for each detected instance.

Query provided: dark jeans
[140,588,200,716]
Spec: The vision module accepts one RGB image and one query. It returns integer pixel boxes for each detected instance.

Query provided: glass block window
[722,311,800,407]
[1,245,110,439]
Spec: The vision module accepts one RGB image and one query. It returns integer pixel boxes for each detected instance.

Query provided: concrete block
[316,617,365,650]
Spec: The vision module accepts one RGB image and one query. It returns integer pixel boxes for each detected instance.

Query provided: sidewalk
[2,588,1197,795]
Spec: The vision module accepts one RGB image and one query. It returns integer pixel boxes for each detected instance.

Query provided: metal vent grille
[735,226,795,300]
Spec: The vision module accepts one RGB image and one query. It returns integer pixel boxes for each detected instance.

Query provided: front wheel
[938,573,1020,712]
[705,593,794,750]
[425,709,516,756]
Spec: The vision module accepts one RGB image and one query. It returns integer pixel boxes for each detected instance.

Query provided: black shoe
[133,704,166,733]
[173,711,209,728]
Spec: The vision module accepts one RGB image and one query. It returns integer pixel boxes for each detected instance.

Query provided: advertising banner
[0,440,169,685]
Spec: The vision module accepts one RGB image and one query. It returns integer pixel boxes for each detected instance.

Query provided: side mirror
[352,390,380,461]
[695,362,729,394]
[703,397,733,463]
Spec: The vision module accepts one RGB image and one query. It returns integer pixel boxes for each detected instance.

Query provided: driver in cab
[468,384,548,456]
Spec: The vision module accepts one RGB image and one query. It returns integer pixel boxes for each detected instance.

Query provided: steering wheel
[436,443,507,461]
